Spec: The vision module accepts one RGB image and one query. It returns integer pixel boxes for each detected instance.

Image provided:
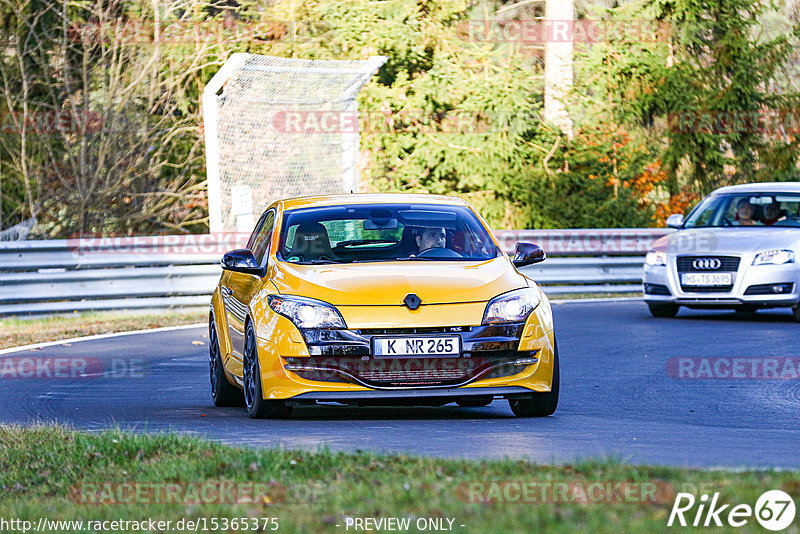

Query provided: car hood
[269,256,529,306]
[651,227,800,255]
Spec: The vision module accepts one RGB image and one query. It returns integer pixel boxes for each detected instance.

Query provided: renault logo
[403,293,422,310]
[693,258,722,270]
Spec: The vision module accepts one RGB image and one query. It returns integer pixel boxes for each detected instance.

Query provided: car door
[223,210,275,362]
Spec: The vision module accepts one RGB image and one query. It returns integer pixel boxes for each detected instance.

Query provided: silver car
[643,182,800,321]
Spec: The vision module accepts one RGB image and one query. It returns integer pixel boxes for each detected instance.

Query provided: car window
[246,212,268,250]
[251,210,275,266]
[684,193,800,228]
[278,203,499,264]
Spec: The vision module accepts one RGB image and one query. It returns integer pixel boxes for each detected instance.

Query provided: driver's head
[737,198,753,219]
[416,226,446,251]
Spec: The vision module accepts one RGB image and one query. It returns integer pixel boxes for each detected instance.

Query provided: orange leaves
[653,189,700,227]
[629,160,667,199]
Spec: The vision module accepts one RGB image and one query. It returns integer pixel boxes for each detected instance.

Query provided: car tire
[456,396,493,408]
[647,302,679,318]
[243,321,293,419]
[793,304,800,323]
[209,317,244,407]
[508,339,559,417]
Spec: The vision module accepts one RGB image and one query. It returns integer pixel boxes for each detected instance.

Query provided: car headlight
[267,295,346,329]
[753,249,795,266]
[645,251,667,266]
[483,288,541,324]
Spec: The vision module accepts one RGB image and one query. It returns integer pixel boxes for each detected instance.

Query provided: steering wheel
[721,217,733,227]
[318,254,337,262]
[417,248,463,259]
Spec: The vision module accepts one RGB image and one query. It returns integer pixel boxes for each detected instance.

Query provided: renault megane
[208,194,558,418]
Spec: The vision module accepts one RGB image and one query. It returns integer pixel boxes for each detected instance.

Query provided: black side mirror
[221,249,262,275]
[513,242,546,267]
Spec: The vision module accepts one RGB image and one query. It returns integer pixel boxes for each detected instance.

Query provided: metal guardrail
[0,229,671,315]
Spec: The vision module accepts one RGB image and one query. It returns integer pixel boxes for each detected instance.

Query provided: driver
[734,199,760,226]
[415,226,446,252]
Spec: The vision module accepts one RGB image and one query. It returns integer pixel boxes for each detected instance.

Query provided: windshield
[683,193,800,228]
[277,203,500,264]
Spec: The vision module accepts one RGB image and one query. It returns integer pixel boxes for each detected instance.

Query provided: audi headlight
[753,249,795,266]
[268,295,346,329]
[645,251,667,266]
[483,288,541,324]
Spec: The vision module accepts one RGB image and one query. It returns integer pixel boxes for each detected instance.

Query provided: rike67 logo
[668,490,796,531]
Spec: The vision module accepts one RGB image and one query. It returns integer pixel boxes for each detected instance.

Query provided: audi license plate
[681,272,732,286]
[373,336,460,358]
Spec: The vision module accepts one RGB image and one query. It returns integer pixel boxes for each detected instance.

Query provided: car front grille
[677,255,740,293]
[680,286,733,293]
[357,326,472,335]
[676,256,741,272]
[284,351,535,388]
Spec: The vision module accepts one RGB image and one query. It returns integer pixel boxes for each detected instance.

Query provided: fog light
[773,285,787,294]
[513,357,539,365]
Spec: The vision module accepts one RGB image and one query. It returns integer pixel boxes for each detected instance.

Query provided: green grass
[0,309,206,348]
[0,426,796,533]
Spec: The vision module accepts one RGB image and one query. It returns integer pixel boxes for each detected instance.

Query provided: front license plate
[681,272,732,286]
[373,336,461,358]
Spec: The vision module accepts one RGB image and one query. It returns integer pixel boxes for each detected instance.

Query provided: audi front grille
[676,255,740,293]
[676,256,741,273]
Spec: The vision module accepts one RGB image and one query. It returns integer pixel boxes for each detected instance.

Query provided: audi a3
[643,182,800,320]
[209,194,558,418]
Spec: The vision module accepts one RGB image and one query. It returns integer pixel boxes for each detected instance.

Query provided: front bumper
[284,323,537,389]
[252,298,556,400]
[644,254,800,308]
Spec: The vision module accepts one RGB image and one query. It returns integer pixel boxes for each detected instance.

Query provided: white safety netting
[204,54,387,233]
[0,218,36,241]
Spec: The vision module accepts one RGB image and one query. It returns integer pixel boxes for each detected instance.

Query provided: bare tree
[0,0,254,236]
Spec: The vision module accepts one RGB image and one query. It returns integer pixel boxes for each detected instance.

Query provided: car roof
[275,193,469,211]
[712,182,800,195]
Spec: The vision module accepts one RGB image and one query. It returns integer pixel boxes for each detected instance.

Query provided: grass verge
[0,425,797,533]
[0,310,206,348]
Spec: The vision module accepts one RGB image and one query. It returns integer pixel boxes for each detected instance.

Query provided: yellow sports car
[209,194,557,418]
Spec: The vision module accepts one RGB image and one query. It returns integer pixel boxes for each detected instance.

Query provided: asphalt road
[2,300,799,468]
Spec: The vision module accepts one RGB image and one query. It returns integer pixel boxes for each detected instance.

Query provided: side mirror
[513,242,546,267]
[221,249,262,275]
[665,214,684,229]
